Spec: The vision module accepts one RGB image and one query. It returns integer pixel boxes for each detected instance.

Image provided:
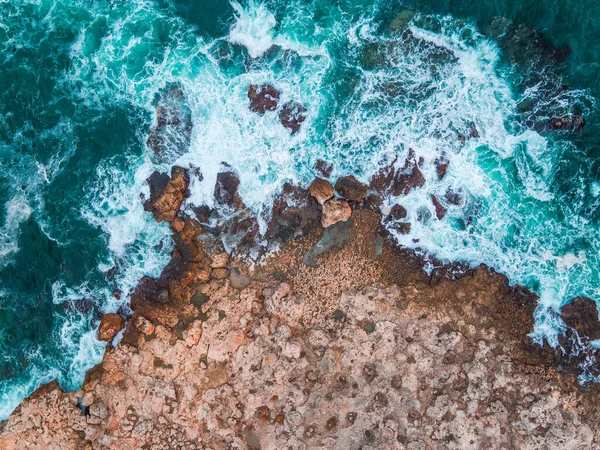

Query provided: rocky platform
[2,169,600,449]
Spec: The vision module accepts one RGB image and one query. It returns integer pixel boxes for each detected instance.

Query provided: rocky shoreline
[2,157,600,448]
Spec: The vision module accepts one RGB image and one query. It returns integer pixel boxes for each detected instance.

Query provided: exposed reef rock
[97,314,125,342]
[144,166,190,223]
[279,101,307,134]
[248,84,280,114]
[3,170,600,450]
[309,177,334,205]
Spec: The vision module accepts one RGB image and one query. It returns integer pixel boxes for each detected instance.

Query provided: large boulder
[335,176,368,202]
[98,314,125,342]
[268,183,320,241]
[321,199,352,228]
[248,84,280,114]
[309,178,334,205]
[144,166,190,223]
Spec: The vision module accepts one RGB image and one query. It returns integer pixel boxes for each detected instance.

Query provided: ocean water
[1,0,600,419]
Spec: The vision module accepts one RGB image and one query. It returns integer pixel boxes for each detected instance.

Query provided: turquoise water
[1,0,600,419]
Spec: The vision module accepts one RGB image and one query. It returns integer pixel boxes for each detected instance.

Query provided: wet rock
[435,159,449,180]
[268,183,321,241]
[309,177,334,205]
[98,314,125,342]
[146,83,193,164]
[335,176,368,202]
[370,156,425,196]
[561,297,600,340]
[393,164,425,196]
[445,189,464,206]
[214,169,242,208]
[431,195,447,220]
[279,101,307,134]
[248,84,280,114]
[321,199,352,228]
[388,204,407,220]
[315,160,333,178]
[144,166,190,223]
[171,216,206,263]
[547,115,585,132]
[391,222,411,234]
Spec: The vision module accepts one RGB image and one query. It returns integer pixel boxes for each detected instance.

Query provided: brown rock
[369,156,425,196]
[431,195,447,220]
[268,183,320,240]
[561,297,600,340]
[393,164,425,196]
[144,166,190,223]
[97,314,125,342]
[309,178,334,205]
[210,251,230,269]
[445,189,464,206]
[335,176,368,202]
[248,84,280,114]
[435,159,449,180]
[389,204,407,220]
[279,101,307,134]
[321,199,352,228]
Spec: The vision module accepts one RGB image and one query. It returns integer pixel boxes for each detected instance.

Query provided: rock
[547,115,585,132]
[248,84,280,114]
[370,156,425,196]
[435,159,449,180]
[445,189,464,206]
[309,178,334,205]
[561,297,600,340]
[146,83,193,164]
[268,183,321,241]
[144,166,190,223]
[335,176,368,202]
[391,222,411,234]
[321,199,352,228]
[279,101,307,134]
[387,9,415,33]
[210,251,229,269]
[431,195,447,220]
[214,170,242,208]
[389,204,407,220]
[315,160,333,178]
[97,314,125,342]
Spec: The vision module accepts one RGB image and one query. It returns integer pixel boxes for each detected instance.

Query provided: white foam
[229,1,277,58]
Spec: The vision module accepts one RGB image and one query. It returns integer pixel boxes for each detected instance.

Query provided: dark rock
[561,297,600,340]
[335,176,368,202]
[248,84,280,114]
[214,170,242,209]
[145,166,190,223]
[268,183,321,241]
[445,189,464,206]
[279,101,307,134]
[315,160,333,178]
[393,164,425,196]
[389,204,407,220]
[547,115,585,132]
[431,195,447,220]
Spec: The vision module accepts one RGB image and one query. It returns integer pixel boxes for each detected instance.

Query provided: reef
[2,158,600,449]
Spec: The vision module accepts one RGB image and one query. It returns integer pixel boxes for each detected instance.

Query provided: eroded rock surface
[3,179,600,450]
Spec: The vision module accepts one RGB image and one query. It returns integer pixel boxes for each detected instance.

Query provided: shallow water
[0,0,599,419]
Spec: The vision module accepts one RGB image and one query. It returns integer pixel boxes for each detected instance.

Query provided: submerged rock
[146,83,193,164]
[144,166,190,223]
[315,159,333,178]
[248,84,280,114]
[321,199,352,228]
[214,169,242,209]
[279,101,307,134]
[370,154,425,197]
[97,314,125,342]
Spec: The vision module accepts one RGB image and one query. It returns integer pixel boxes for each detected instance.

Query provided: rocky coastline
[2,152,600,448]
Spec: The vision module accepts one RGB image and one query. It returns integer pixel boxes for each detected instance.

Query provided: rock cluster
[247,84,307,134]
